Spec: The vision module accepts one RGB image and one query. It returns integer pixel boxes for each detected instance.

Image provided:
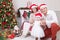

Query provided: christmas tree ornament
[4,14,6,17]
[2,1,6,5]
[7,26,10,29]
[8,34,15,39]
[8,30,15,39]
[9,9,11,11]
[0,6,2,8]
[3,5,6,7]
[0,10,2,13]
[8,2,10,4]
[2,15,4,18]
[9,0,12,2]
[3,31,7,38]
[14,22,17,25]
[4,10,6,13]
[6,12,11,16]
[13,13,15,15]
[7,6,10,8]
[11,21,13,24]
[13,19,16,22]
[3,29,10,38]
[2,21,7,25]
[2,25,4,30]
[1,1,2,3]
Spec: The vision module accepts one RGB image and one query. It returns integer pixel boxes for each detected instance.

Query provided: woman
[21,4,38,37]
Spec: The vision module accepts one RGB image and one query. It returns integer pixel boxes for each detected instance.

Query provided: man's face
[40,7,47,14]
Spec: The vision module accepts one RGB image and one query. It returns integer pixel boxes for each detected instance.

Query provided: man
[38,4,60,40]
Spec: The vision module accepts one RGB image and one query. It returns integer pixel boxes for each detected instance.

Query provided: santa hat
[35,13,42,17]
[38,4,47,10]
[29,4,37,10]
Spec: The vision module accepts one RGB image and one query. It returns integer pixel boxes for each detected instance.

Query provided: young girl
[31,13,45,40]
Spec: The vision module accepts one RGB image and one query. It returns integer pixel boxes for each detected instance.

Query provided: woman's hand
[40,19,46,26]
[40,20,47,30]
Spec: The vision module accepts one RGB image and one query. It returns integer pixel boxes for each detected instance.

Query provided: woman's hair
[31,7,38,13]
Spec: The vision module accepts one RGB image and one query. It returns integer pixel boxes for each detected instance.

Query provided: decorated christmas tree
[0,0,17,30]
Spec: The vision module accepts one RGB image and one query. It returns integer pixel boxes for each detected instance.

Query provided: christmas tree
[0,0,17,30]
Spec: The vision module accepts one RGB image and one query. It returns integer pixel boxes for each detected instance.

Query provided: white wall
[12,0,60,12]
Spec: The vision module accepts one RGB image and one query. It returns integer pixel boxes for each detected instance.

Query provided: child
[31,13,45,40]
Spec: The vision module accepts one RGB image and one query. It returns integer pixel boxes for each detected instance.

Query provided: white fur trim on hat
[40,5,47,9]
[31,6,37,8]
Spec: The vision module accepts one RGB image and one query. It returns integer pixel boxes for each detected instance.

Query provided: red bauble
[2,26,4,30]
[6,12,11,16]
[8,33,15,39]
[0,6,2,8]
[2,1,6,5]
[11,33,15,37]
[2,21,7,25]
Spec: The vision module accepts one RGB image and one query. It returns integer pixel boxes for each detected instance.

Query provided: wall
[12,0,60,12]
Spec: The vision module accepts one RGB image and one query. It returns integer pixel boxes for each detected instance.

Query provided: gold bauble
[9,9,11,11]
[6,19,8,22]
[0,22,1,24]
[13,19,16,22]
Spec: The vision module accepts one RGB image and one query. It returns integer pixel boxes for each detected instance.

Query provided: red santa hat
[38,4,47,10]
[29,4,37,10]
[35,13,42,17]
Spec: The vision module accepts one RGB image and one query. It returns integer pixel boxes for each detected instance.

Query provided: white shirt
[42,10,58,28]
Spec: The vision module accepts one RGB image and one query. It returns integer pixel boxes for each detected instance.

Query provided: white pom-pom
[14,25,19,30]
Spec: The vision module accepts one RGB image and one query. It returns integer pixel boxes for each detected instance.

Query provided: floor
[10,30,60,40]
[12,36,52,40]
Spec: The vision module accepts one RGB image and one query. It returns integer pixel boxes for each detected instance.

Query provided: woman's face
[32,7,37,13]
